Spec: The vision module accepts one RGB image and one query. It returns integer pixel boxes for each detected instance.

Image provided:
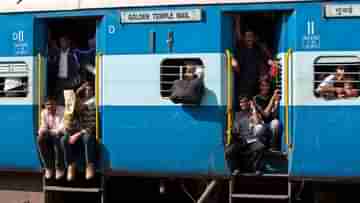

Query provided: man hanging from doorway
[231,17,273,98]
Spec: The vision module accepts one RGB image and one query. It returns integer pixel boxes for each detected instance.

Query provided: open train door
[222,9,297,202]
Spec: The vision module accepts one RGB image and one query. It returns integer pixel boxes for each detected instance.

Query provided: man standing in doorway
[55,35,81,105]
[231,29,272,98]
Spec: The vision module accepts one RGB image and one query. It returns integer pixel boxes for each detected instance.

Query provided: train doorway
[222,10,295,202]
[223,10,293,175]
[33,16,104,203]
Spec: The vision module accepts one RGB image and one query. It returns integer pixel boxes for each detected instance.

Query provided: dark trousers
[37,132,65,169]
[61,133,96,166]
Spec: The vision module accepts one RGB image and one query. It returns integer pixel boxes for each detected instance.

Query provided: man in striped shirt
[62,81,96,181]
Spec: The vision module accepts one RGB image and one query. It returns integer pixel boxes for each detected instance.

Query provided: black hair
[238,95,249,102]
[45,96,57,104]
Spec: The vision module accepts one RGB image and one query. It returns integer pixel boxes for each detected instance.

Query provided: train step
[229,170,290,202]
[43,172,104,193]
[44,185,102,193]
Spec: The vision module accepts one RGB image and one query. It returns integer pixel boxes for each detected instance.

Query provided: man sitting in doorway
[253,79,281,151]
[226,95,267,174]
[62,81,96,181]
[37,97,66,180]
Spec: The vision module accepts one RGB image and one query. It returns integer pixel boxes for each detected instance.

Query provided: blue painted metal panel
[291,106,360,177]
[2,2,360,57]
[0,106,40,171]
[102,105,229,176]
[0,14,34,57]
[105,7,222,55]
[296,3,360,51]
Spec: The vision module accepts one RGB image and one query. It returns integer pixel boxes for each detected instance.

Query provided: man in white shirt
[315,65,345,98]
[55,36,80,105]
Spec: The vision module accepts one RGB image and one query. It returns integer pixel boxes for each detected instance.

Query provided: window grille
[160,58,204,98]
[314,56,360,100]
[0,62,28,97]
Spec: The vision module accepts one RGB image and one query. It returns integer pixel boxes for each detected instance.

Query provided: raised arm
[250,100,262,125]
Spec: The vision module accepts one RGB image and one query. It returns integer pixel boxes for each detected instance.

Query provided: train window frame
[313,56,360,100]
[0,62,29,98]
[160,58,204,99]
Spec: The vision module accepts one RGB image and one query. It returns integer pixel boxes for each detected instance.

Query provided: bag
[169,78,204,105]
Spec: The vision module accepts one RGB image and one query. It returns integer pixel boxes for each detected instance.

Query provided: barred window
[314,56,360,100]
[160,58,204,98]
[0,62,28,97]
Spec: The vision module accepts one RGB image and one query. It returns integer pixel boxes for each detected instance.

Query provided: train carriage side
[0,13,40,172]
[0,4,231,180]
[290,2,360,180]
[2,0,360,186]
[101,6,229,177]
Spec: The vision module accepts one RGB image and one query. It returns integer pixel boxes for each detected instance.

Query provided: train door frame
[221,9,295,174]
[221,8,297,202]
[33,14,105,200]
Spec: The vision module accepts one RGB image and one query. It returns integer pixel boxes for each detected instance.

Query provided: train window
[160,58,204,98]
[0,62,28,97]
[314,56,360,100]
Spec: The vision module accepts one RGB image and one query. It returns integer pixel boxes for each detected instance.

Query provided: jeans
[265,119,281,148]
[61,132,96,166]
[37,132,65,169]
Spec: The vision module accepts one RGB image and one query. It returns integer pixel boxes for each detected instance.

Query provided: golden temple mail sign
[120,9,202,23]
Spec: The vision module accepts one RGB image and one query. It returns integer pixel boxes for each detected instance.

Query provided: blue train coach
[0,0,359,202]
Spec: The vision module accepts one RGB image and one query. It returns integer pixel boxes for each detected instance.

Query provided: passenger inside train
[169,61,205,105]
[38,97,66,180]
[37,18,98,181]
[253,79,281,151]
[62,81,96,181]
[315,65,360,99]
[226,13,283,174]
[226,95,267,174]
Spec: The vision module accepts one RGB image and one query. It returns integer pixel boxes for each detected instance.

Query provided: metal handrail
[314,72,360,75]
[37,53,43,129]
[160,81,176,84]
[284,49,292,150]
[0,90,27,93]
[0,82,27,86]
[161,65,204,68]
[314,80,360,83]
[95,53,101,143]
[225,49,233,146]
